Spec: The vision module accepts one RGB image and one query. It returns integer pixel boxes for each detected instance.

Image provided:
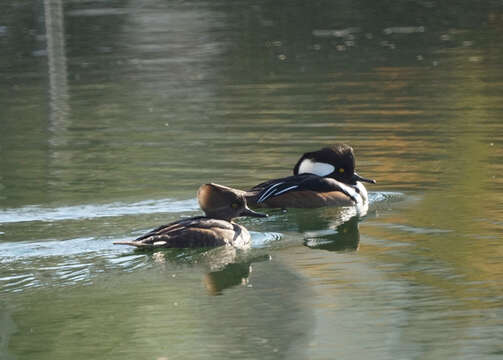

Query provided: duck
[114,183,267,249]
[244,143,376,209]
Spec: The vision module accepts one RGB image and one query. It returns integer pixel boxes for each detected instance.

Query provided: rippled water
[1,1,503,359]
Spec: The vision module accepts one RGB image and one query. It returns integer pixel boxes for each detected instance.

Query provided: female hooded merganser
[245,143,376,209]
[114,183,267,249]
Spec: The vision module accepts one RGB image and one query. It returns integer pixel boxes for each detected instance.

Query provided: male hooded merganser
[245,143,376,209]
[114,183,267,249]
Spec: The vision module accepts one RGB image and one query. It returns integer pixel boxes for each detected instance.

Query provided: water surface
[1,1,503,359]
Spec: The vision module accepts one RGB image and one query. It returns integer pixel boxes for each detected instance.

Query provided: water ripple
[0,198,199,224]
[368,191,404,204]
[250,232,282,248]
[0,237,120,260]
[367,222,453,235]
[0,243,149,293]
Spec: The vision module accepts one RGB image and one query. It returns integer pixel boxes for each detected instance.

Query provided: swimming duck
[245,143,376,209]
[114,183,267,249]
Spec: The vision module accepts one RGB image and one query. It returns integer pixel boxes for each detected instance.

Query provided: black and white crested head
[293,143,356,183]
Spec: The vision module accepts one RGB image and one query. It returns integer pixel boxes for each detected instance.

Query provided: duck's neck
[203,211,233,222]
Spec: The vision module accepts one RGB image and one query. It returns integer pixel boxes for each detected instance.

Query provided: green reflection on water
[1,0,503,359]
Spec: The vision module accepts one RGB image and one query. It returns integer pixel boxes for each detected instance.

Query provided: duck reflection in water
[149,246,271,295]
[278,204,365,252]
[303,215,361,252]
[203,252,271,296]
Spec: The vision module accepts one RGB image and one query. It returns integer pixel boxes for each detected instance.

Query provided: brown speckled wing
[130,217,236,248]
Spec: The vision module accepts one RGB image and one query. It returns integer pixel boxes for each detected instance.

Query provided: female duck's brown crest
[198,183,267,221]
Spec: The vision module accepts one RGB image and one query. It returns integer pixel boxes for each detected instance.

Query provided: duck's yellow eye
[231,202,239,209]
[338,168,345,173]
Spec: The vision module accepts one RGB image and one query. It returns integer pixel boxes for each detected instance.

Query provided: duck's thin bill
[353,173,376,184]
[240,207,268,218]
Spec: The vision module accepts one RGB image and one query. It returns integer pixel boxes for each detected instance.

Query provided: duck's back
[245,174,357,208]
[246,190,354,208]
[115,216,250,249]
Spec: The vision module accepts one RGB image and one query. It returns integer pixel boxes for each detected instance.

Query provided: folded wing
[115,217,236,248]
[253,174,359,204]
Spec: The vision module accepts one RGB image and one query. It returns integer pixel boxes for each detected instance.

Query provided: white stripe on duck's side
[354,181,369,204]
[273,185,299,196]
[257,181,285,203]
[298,159,335,177]
[336,181,369,207]
[336,182,360,204]
[342,181,368,205]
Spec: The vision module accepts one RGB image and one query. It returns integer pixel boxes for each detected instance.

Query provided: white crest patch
[298,159,335,177]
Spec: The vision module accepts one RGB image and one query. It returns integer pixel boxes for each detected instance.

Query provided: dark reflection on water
[143,247,273,295]
[130,246,273,296]
[304,215,361,252]
[2,0,503,359]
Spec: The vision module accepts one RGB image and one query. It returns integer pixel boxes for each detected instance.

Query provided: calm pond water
[1,1,503,359]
